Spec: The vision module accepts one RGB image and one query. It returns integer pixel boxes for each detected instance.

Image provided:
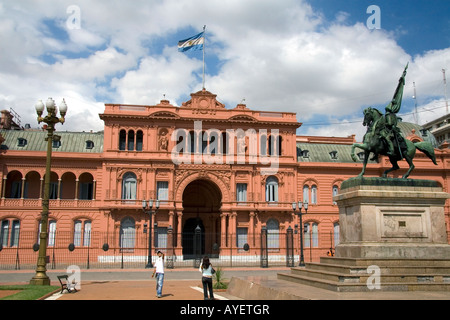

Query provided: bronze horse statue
[351,107,437,178]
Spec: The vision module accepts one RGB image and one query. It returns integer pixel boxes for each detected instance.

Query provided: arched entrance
[182,179,222,259]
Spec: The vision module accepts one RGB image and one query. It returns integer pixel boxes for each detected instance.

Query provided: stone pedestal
[274,177,450,293]
[334,177,450,259]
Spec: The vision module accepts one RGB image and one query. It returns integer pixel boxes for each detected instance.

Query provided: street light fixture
[30,98,67,285]
[142,199,160,268]
[292,200,308,267]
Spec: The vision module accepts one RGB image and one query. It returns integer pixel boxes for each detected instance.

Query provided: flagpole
[202,25,206,89]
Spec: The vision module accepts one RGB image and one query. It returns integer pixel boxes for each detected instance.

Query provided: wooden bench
[57,275,78,294]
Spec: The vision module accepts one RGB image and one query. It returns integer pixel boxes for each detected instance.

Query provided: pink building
[0,89,449,268]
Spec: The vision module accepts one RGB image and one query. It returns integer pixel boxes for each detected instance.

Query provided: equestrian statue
[351,63,437,178]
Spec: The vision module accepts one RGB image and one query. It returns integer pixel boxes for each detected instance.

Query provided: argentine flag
[178,31,204,52]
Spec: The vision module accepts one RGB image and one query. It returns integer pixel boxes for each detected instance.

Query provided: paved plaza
[1,267,449,300]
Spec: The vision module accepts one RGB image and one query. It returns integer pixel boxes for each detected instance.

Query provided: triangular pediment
[228,114,258,122]
[150,111,180,119]
[182,89,225,109]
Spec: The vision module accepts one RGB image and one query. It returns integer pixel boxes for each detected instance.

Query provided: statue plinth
[334,177,450,259]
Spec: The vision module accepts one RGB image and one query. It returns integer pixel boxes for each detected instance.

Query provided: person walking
[199,256,215,300]
[152,250,165,298]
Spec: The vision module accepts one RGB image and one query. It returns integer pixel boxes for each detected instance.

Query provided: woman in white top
[199,256,215,300]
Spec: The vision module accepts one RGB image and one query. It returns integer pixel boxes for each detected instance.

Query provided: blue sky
[310,0,450,55]
[0,0,449,140]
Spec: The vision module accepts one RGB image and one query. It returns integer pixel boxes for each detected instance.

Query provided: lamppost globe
[45,97,56,113]
[59,99,68,116]
[35,100,45,115]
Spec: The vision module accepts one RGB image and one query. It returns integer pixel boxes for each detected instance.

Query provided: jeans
[156,273,164,297]
[202,276,214,300]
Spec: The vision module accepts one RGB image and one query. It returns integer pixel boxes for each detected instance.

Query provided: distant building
[422,113,450,148]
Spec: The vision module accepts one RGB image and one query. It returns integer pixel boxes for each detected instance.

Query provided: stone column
[220,212,228,248]
[249,211,255,247]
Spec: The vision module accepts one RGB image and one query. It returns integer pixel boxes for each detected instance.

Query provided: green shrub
[213,267,227,289]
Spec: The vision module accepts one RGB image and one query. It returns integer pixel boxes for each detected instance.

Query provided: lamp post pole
[143,199,159,268]
[292,200,308,267]
[30,98,67,285]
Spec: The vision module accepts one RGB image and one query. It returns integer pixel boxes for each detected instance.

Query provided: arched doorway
[182,179,221,259]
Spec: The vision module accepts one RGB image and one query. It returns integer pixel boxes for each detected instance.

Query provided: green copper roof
[296,142,372,163]
[397,121,438,148]
[0,130,104,153]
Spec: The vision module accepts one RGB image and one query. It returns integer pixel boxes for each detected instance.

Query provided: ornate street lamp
[142,199,160,268]
[292,200,308,267]
[30,98,67,285]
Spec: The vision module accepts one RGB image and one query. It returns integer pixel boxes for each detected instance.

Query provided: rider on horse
[382,101,404,157]
[380,63,409,158]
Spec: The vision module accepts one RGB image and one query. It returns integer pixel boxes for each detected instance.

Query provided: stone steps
[277,257,450,292]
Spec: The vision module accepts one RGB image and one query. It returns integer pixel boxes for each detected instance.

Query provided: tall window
[260,133,267,156]
[303,185,309,204]
[10,180,22,198]
[333,222,340,247]
[236,227,248,249]
[304,222,310,247]
[155,227,167,249]
[189,131,196,153]
[49,220,56,247]
[136,130,143,151]
[201,131,208,154]
[127,130,135,151]
[222,132,228,154]
[236,183,247,202]
[311,185,317,204]
[268,134,282,156]
[74,220,91,247]
[304,222,318,248]
[120,217,135,250]
[332,185,339,205]
[37,220,56,246]
[1,220,8,246]
[79,182,94,200]
[119,129,126,150]
[157,181,169,201]
[122,172,137,200]
[268,135,274,156]
[119,129,143,151]
[312,222,319,247]
[267,218,279,249]
[303,184,317,204]
[1,220,20,247]
[265,176,278,202]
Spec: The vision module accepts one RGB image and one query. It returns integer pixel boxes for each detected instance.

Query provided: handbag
[211,266,216,274]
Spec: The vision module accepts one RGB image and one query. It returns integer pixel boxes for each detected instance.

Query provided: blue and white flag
[178,31,204,52]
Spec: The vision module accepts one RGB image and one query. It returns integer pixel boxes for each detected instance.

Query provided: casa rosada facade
[1,89,449,268]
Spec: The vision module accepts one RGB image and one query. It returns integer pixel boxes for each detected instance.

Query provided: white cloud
[0,0,448,138]
[112,47,202,105]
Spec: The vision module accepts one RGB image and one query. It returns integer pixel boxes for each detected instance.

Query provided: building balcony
[0,198,303,213]
[0,198,96,209]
